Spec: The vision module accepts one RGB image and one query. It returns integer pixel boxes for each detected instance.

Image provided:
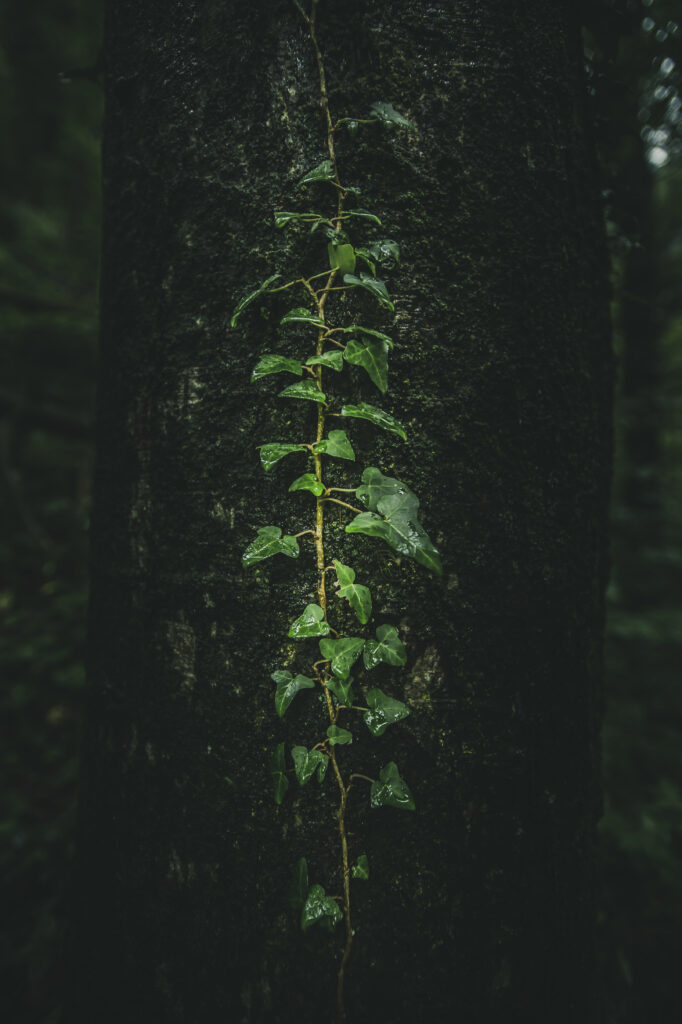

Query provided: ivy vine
[233,1,442,1019]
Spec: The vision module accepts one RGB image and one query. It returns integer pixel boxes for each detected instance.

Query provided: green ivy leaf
[343,339,389,393]
[351,854,370,881]
[312,429,355,461]
[333,559,372,625]
[363,624,407,670]
[274,211,325,228]
[251,354,302,381]
[272,671,316,717]
[327,724,352,745]
[278,380,326,403]
[339,325,394,349]
[301,884,343,932]
[354,249,376,277]
[306,351,344,372]
[257,443,306,471]
[343,273,394,312]
[363,687,410,737]
[319,636,365,680]
[242,526,300,567]
[343,209,383,226]
[370,761,415,811]
[369,101,414,129]
[280,306,326,327]
[288,603,330,639]
[289,473,325,497]
[325,676,355,706]
[355,466,406,510]
[288,857,309,910]
[230,274,282,327]
[328,242,357,276]
[291,746,329,785]
[270,743,289,805]
[299,159,335,186]
[340,402,407,441]
[368,238,400,264]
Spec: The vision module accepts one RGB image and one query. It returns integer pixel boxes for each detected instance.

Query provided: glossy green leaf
[333,558,372,625]
[340,402,406,441]
[289,473,325,497]
[251,354,302,381]
[342,340,389,393]
[306,351,343,372]
[257,443,306,471]
[368,238,400,264]
[288,857,309,910]
[299,159,335,186]
[354,248,376,277]
[327,724,352,745]
[278,380,326,403]
[280,306,326,327]
[363,624,407,670]
[355,466,406,510]
[288,603,330,639]
[291,746,329,785]
[319,636,365,680]
[328,242,357,276]
[274,211,324,228]
[242,526,300,567]
[363,687,410,737]
[343,273,394,311]
[312,429,355,461]
[301,884,343,932]
[270,743,289,805]
[370,761,415,811]
[338,325,394,349]
[351,854,369,881]
[369,101,413,129]
[272,671,316,717]
[230,274,282,327]
[343,209,382,226]
[325,676,355,706]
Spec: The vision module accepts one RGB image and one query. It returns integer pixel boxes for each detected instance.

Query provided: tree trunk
[71,1,611,1022]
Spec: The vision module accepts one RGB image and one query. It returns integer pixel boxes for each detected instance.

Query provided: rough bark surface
[71,1,612,1022]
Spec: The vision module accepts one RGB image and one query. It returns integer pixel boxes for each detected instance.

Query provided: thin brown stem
[322,497,364,515]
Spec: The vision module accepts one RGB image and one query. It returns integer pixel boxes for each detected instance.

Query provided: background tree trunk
[71,1,611,1022]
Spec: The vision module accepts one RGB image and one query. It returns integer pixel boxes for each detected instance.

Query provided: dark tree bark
[70,2,612,1023]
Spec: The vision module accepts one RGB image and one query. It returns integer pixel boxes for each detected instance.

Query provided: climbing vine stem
[233,2,443,1020]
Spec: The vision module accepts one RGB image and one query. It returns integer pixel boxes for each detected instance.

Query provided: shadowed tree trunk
[70,1,611,1022]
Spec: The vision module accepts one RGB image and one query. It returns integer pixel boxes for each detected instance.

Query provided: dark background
[0,1,680,1021]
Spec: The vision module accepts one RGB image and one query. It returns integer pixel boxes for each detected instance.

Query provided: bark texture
[71,1,612,1022]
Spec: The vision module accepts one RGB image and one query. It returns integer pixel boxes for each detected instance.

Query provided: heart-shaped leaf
[319,636,365,680]
[301,884,343,932]
[242,526,300,567]
[351,854,370,881]
[368,238,400,264]
[343,339,389,393]
[230,274,282,327]
[306,351,344,372]
[312,429,355,461]
[280,306,326,327]
[289,473,325,497]
[270,743,288,805]
[340,402,406,440]
[256,443,306,471]
[325,676,355,706]
[363,687,410,737]
[327,724,352,745]
[288,857,309,909]
[363,624,407,670]
[272,671,316,717]
[251,354,302,381]
[370,761,415,811]
[288,604,330,639]
[291,746,329,785]
[333,559,372,624]
[279,380,326,403]
[369,101,413,129]
[342,273,394,311]
[355,467,406,510]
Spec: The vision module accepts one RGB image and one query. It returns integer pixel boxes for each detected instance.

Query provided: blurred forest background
[0,1,680,1021]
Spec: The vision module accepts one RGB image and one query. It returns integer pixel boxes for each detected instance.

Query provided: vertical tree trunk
[71,2,611,1022]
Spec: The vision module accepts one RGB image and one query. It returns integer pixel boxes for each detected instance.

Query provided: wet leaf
[354,248,376,277]
[230,273,282,327]
[368,238,400,264]
[288,857,309,909]
[343,273,394,311]
[289,473,325,497]
[326,676,355,706]
[343,339,389,393]
[270,743,289,805]
[242,526,300,566]
[251,354,302,381]
[370,761,415,811]
[273,671,315,717]
[278,380,326,403]
[333,558,372,625]
[355,466,406,510]
[288,603,330,639]
[306,351,344,372]
[363,687,410,737]
[363,624,407,670]
[369,101,413,129]
[299,159,335,186]
[319,636,365,680]
[301,884,343,931]
[312,429,355,461]
[257,443,306,471]
[291,746,329,785]
[340,402,406,440]
[351,854,369,881]
[280,306,326,327]
[327,724,352,745]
